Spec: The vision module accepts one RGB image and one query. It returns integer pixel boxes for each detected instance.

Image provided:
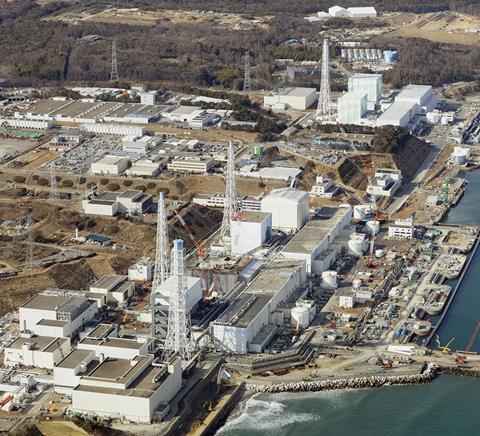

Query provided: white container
[352,278,362,290]
[291,306,310,328]
[2,401,14,412]
[366,220,380,235]
[375,249,384,258]
[322,270,338,288]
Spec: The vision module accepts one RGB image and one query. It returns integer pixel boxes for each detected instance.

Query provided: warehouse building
[4,334,71,369]
[70,355,182,423]
[264,87,317,111]
[377,101,419,128]
[89,275,135,306]
[310,175,339,198]
[231,211,272,255]
[395,84,437,113]
[167,156,215,173]
[192,193,262,211]
[126,157,165,177]
[82,190,153,216]
[211,259,306,354]
[328,6,377,18]
[280,206,352,274]
[128,257,155,282]
[366,169,402,197]
[90,155,130,175]
[122,135,160,155]
[261,188,309,232]
[337,91,367,124]
[19,289,98,338]
[81,123,145,137]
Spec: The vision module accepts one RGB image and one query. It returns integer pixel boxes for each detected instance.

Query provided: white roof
[257,167,302,181]
[396,85,432,101]
[329,6,346,13]
[93,155,128,165]
[169,105,202,116]
[274,87,316,98]
[339,91,367,102]
[264,188,308,202]
[350,73,382,80]
[347,7,377,14]
[378,101,417,122]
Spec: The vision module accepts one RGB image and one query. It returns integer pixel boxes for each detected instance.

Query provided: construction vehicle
[455,321,480,364]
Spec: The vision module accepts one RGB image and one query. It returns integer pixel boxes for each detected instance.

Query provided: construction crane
[456,321,480,364]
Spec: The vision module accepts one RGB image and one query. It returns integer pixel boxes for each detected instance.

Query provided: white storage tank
[348,233,367,256]
[366,220,380,235]
[352,278,362,290]
[375,248,384,258]
[2,402,14,412]
[291,306,311,328]
[322,270,338,288]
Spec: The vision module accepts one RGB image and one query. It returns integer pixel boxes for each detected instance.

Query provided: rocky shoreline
[245,364,480,394]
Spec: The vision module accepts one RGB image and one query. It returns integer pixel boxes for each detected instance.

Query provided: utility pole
[49,166,59,201]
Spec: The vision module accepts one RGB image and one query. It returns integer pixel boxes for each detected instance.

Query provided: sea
[217,170,480,436]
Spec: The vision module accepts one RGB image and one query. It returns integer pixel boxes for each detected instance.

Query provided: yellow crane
[435,335,455,354]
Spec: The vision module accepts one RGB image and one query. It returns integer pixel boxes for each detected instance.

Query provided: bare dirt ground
[386,12,480,45]
[45,7,273,30]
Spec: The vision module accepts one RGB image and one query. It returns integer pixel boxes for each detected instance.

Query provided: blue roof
[86,234,111,243]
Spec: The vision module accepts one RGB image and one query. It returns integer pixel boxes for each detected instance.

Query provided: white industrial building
[339,291,356,308]
[280,206,353,274]
[0,118,52,130]
[377,101,419,128]
[290,299,316,328]
[310,175,339,198]
[89,275,135,306]
[396,84,437,113]
[90,155,130,175]
[82,190,153,216]
[126,157,164,177]
[122,135,160,155]
[337,91,367,124]
[4,334,71,369]
[264,87,317,111]
[231,211,272,255]
[211,259,306,354]
[366,169,402,197]
[128,257,155,282]
[328,6,377,18]
[193,193,262,211]
[388,217,414,239]
[139,91,156,106]
[450,147,470,165]
[238,166,302,182]
[69,355,182,423]
[261,188,309,232]
[348,74,382,107]
[167,156,215,173]
[19,289,98,338]
[353,204,375,222]
[81,123,146,137]
[154,276,202,313]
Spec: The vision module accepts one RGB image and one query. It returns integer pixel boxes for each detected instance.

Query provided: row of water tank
[341,48,383,61]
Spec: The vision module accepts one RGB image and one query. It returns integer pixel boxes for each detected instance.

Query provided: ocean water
[218,171,480,436]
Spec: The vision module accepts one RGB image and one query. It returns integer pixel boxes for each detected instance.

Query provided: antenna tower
[163,239,194,361]
[219,141,239,251]
[243,51,252,93]
[110,39,119,82]
[316,38,332,120]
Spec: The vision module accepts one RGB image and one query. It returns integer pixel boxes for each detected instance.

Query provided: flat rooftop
[246,259,305,295]
[396,84,432,100]
[378,101,417,122]
[87,323,115,339]
[22,293,70,311]
[21,98,71,115]
[215,292,271,328]
[274,87,316,97]
[79,336,146,350]
[237,211,270,223]
[37,319,68,327]
[92,275,124,290]
[6,335,68,352]
[56,348,95,369]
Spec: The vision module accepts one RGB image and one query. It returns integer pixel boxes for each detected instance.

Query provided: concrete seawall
[245,365,480,394]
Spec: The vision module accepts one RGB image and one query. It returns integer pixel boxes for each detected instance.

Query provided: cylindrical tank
[375,248,384,258]
[441,116,449,125]
[322,270,338,288]
[366,220,380,235]
[291,306,310,328]
[348,237,366,256]
[2,402,14,412]
[352,278,362,290]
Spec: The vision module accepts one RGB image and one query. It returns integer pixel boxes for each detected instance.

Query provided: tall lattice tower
[316,38,332,120]
[151,191,170,338]
[152,191,170,289]
[243,51,252,93]
[110,39,119,82]
[219,141,239,251]
[163,239,194,361]
[49,166,59,201]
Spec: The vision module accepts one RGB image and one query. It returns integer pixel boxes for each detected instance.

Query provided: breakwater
[245,364,480,394]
